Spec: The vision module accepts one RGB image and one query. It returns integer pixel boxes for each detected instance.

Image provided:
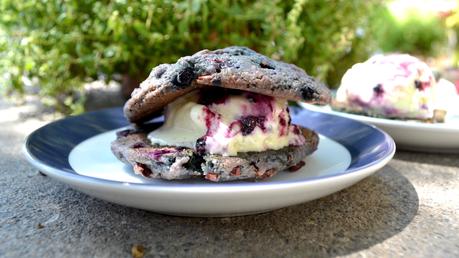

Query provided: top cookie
[124,46,331,123]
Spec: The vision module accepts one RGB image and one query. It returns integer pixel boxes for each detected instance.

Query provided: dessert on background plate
[298,53,459,152]
[434,78,459,122]
[111,46,331,182]
[334,54,458,123]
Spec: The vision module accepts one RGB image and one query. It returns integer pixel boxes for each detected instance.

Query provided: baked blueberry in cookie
[112,46,330,182]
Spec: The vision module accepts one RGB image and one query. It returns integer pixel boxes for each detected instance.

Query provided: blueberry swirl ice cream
[336,54,437,120]
[111,46,330,182]
[148,89,305,156]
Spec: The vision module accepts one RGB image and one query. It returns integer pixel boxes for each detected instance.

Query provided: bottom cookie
[111,126,319,182]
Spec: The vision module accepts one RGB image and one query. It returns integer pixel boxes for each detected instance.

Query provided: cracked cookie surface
[124,46,331,123]
[111,126,319,182]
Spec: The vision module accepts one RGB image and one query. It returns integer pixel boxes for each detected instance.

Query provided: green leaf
[0,0,388,114]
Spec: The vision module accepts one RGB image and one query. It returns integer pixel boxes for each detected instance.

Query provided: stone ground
[0,92,458,257]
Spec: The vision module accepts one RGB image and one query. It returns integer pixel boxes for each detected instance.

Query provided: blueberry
[211,77,222,87]
[247,95,255,103]
[183,153,204,172]
[195,137,207,154]
[288,161,306,172]
[153,65,167,78]
[259,61,275,70]
[279,114,287,127]
[373,84,384,97]
[134,163,152,177]
[292,126,301,135]
[240,116,266,135]
[301,88,315,100]
[116,129,136,138]
[414,80,423,90]
[172,66,195,87]
[214,62,222,73]
[132,142,147,148]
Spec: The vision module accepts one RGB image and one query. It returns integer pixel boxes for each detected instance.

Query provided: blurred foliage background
[0,0,456,113]
[446,6,459,66]
[372,6,448,57]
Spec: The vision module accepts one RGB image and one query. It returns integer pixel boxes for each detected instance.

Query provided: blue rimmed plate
[24,108,395,217]
[300,103,459,153]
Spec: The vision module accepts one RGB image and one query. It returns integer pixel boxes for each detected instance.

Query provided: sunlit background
[1,0,458,114]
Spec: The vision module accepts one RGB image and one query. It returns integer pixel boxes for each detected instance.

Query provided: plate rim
[23,108,396,193]
[300,103,459,132]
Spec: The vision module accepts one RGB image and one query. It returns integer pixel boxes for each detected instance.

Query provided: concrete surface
[0,97,458,258]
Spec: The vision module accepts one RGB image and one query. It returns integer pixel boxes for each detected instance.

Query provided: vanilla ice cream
[336,54,437,119]
[148,89,305,156]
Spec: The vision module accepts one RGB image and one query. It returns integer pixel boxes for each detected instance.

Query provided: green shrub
[0,0,382,113]
[372,6,448,57]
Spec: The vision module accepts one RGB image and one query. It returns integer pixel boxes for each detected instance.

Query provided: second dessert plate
[300,103,459,152]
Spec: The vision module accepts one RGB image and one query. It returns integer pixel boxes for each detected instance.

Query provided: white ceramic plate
[300,103,459,153]
[24,108,395,217]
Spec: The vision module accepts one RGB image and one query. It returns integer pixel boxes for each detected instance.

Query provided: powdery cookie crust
[111,126,319,182]
[124,46,331,123]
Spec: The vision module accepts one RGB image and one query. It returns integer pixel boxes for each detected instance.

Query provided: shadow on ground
[0,97,419,257]
[38,165,418,257]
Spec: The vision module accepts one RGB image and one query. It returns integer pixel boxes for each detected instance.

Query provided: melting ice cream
[336,54,437,119]
[148,89,305,156]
